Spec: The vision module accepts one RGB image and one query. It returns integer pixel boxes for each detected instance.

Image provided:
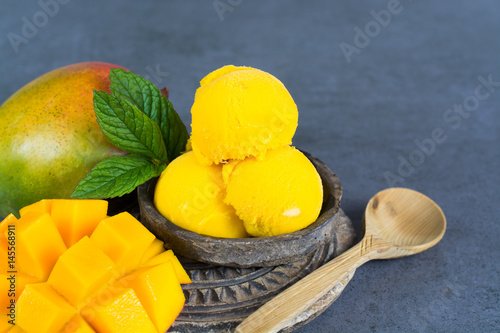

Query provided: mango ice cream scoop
[190,65,298,165]
[154,65,323,238]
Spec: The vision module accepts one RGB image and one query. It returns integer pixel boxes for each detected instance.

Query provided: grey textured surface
[1,1,499,332]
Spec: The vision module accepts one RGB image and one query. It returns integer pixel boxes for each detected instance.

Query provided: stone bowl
[137,152,342,268]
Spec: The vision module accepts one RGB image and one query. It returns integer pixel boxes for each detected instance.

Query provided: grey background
[1,0,499,332]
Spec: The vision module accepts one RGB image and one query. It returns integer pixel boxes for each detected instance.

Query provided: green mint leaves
[109,69,189,161]
[71,155,166,199]
[71,69,188,199]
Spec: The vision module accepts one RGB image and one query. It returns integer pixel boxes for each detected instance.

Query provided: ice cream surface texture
[154,151,248,238]
[190,65,298,165]
[223,146,323,237]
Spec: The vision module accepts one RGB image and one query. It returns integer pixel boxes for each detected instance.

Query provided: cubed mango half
[7,199,189,333]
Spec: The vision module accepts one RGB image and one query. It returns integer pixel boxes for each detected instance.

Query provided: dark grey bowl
[137,152,342,268]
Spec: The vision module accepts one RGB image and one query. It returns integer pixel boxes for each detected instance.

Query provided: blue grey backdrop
[1,1,499,332]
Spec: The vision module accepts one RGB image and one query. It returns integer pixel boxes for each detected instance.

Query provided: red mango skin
[0,62,127,217]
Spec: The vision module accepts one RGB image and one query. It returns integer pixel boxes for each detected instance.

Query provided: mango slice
[50,199,108,248]
[48,237,115,308]
[122,262,185,332]
[144,250,192,284]
[90,212,155,275]
[16,212,67,280]
[16,283,76,333]
[82,287,157,333]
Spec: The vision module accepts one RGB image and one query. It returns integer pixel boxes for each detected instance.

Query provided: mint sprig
[109,69,189,161]
[71,69,188,199]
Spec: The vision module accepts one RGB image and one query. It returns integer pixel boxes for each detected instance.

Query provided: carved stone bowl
[138,152,343,268]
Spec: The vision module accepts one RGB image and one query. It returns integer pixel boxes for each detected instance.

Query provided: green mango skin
[0,62,127,217]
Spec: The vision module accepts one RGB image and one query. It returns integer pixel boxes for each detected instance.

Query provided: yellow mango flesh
[50,199,108,247]
[140,238,165,264]
[2,199,189,332]
[0,272,39,316]
[16,212,67,280]
[0,62,126,218]
[48,236,115,308]
[154,151,248,238]
[6,325,24,333]
[16,283,76,333]
[18,199,53,217]
[82,288,157,333]
[60,315,95,333]
[90,212,156,275]
[190,65,298,165]
[144,250,192,284]
[121,262,185,332]
[224,146,323,237]
[0,321,13,333]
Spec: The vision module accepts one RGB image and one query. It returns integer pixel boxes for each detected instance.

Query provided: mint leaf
[71,154,166,199]
[94,91,168,162]
[109,68,162,122]
[159,96,189,160]
[109,68,188,160]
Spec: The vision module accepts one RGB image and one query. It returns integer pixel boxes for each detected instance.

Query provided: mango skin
[0,62,126,217]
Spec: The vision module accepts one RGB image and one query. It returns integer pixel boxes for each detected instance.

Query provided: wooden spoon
[235,187,446,333]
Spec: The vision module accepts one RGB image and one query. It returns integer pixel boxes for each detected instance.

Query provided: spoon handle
[235,240,372,333]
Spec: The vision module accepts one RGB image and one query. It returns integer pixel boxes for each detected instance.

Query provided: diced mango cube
[82,287,157,333]
[48,237,115,308]
[16,283,76,333]
[16,213,67,280]
[140,238,165,264]
[50,200,108,248]
[144,250,192,284]
[0,273,39,316]
[141,238,165,263]
[19,199,53,217]
[90,212,155,275]
[122,262,185,333]
[60,315,95,333]
[0,214,17,272]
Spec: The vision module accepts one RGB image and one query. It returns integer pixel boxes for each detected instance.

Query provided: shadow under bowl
[138,152,342,268]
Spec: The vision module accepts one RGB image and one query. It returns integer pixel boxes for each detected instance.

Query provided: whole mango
[0,62,127,217]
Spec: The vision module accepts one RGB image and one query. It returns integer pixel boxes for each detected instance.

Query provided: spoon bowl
[362,187,447,258]
[236,187,446,333]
